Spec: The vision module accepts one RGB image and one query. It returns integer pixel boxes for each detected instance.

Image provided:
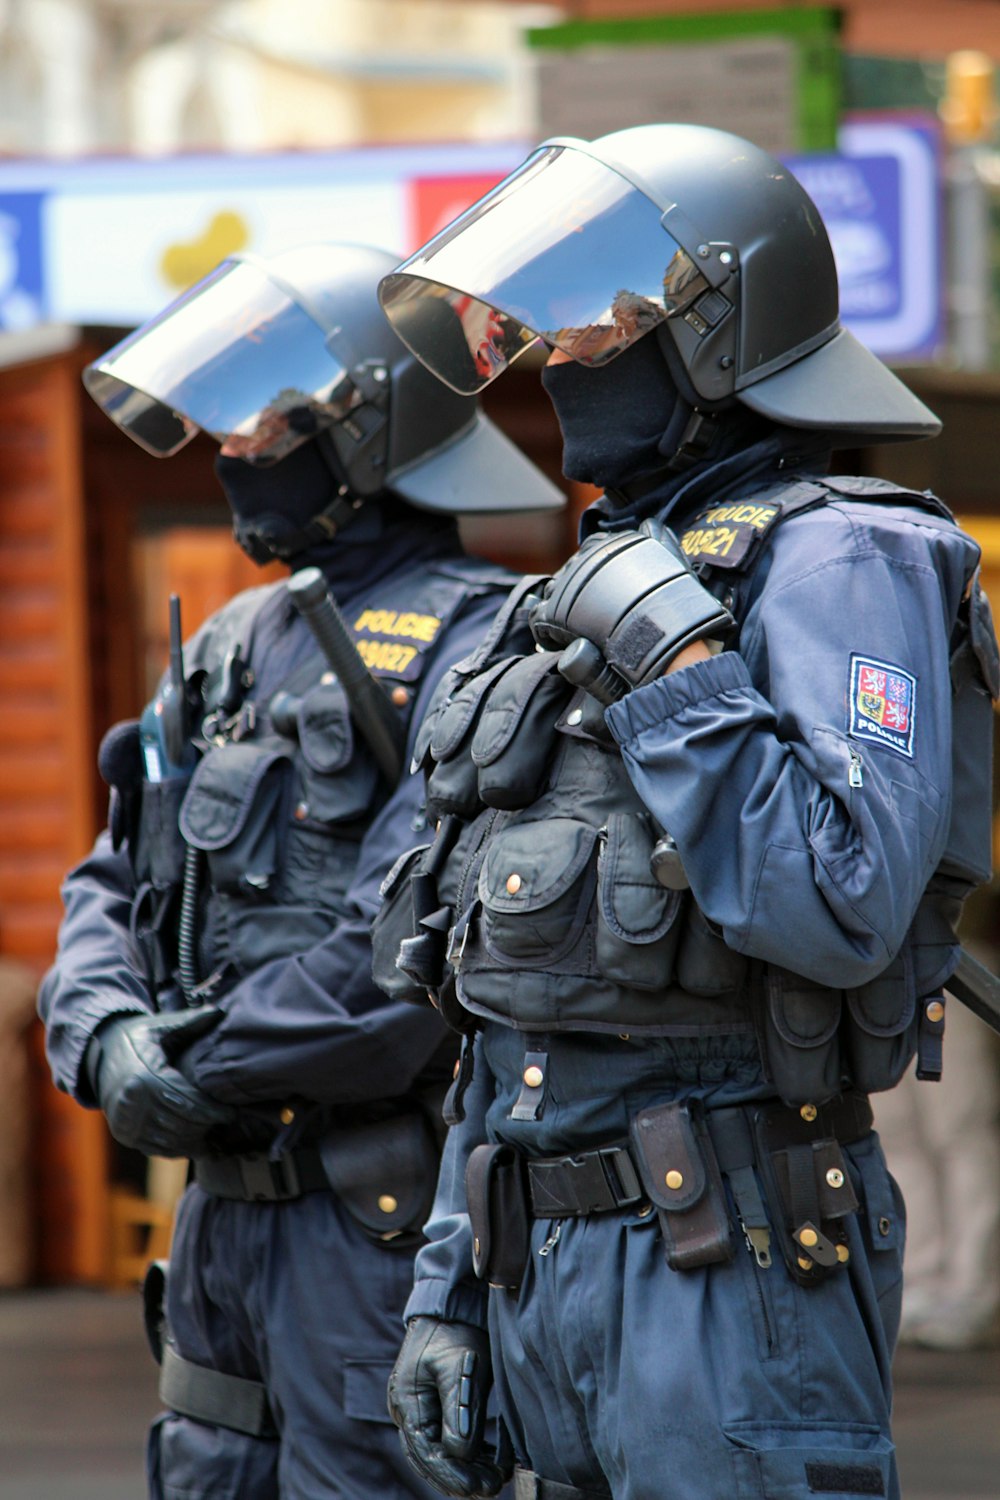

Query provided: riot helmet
[83,241,565,534]
[378,125,939,445]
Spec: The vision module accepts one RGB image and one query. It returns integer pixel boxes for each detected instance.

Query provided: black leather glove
[387,1317,509,1499]
[84,1005,237,1158]
[530,521,734,702]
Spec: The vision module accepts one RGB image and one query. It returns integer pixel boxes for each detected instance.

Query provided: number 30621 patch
[848,654,916,758]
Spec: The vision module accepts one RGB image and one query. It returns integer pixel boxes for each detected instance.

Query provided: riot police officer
[371,127,1000,1500]
[38,242,563,1500]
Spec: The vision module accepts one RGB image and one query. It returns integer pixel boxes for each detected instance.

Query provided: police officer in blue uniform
[371,128,1000,1500]
[37,242,563,1500]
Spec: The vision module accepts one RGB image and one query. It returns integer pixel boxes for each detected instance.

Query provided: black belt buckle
[237,1152,301,1202]
[529,1145,641,1216]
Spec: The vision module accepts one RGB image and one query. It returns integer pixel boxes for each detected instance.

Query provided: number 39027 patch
[848,654,916,758]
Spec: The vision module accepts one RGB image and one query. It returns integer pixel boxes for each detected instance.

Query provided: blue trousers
[147,1183,439,1500]
[489,1131,904,1500]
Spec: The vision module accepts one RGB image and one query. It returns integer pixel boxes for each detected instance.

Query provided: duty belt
[524,1091,873,1220]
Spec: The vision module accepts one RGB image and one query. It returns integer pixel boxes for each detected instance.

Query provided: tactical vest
[106,559,511,1009]
[374,478,999,1107]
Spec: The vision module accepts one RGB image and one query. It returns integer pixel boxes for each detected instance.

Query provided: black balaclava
[542,329,836,539]
[540,331,683,492]
[214,435,460,593]
[215,438,350,567]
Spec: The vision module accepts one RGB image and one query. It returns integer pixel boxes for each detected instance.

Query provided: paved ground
[0,1289,997,1498]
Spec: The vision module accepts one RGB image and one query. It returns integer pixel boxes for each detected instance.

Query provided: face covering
[214,439,344,565]
[540,332,682,491]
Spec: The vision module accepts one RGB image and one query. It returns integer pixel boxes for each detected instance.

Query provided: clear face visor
[83,257,362,464]
[378,144,712,394]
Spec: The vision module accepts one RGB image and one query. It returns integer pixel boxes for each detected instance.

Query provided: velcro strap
[754,1091,873,1151]
[193,1147,329,1202]
[527,1146,642,1217]
[159,1343,278,1439]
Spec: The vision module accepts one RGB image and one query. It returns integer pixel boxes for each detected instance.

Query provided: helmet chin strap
[603,402,723,506]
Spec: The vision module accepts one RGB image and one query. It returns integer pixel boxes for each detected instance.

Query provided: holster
[629,1100,734,1270]
[465,1142,531,1290]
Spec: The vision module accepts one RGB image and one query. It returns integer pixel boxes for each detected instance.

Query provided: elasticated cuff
[404,1276,490,1330]
[605,651,752,743]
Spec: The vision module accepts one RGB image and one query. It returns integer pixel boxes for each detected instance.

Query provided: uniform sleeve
[36,831,150,1103]
[405,1034,492,1330]
[179,590,505,1107]
[605,507,977,988]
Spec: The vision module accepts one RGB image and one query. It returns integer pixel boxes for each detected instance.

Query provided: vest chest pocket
[296,682,380,824]
[595,813,684,989]
[477,817,597,967]
[179,743,292,899]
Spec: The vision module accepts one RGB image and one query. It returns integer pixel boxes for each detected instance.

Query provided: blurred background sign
[0,143,529,328]
[787,116,943,361]
[529,5,841,153]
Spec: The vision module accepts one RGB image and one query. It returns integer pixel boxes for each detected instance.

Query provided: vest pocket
[179,743,291,898]
[844,949,916,1093]
[296,683,380,823]
[478,816,597,967]
[760,968,844,1106]
[472,652,573,811]
[136,776,190,889]
[595,813,683,988]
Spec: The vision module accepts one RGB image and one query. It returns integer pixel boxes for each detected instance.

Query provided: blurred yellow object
[160,210,250,290]
[940,50,998,145]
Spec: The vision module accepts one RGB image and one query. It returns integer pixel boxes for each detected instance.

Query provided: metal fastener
[926,999,945,1023]
[566,707,583,726]
[506,873,522,894]
[799,1227,819,1248]
[665,1170,684,1191]
[836,1245,851,1264]
[826,1168,845,1189]
[800,1103,818,1123]
[279,1106,295,1126]
[523,1065,544,1089]
[378,1194,398,1215]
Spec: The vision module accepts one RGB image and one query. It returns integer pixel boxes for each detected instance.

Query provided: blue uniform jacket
[404,475,989,1329]
[39,521,506,1115]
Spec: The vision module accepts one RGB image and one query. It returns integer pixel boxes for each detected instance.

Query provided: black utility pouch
[629,1101,733,1271]
[465,1142,531,1290]
[426,657,520,820]
[319,1112,440,1249]
[472,652,572,811]
[751,1119,859,1286]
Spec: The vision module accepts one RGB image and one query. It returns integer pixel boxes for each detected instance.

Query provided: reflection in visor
[83,259,362,464]
[379,144,712,393]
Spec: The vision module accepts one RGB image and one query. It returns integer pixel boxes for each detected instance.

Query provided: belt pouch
[465,1142,530,1290]
[319,1112,439,1247]
[629,1101,733,1270]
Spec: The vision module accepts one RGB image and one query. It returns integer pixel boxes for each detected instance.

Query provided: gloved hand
[387,1317,509,1499]
[84,1005,237,1158]
[529,521,734,702]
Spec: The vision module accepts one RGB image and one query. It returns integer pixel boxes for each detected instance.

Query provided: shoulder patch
[848,654,916,758]
[678,498,783,570]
